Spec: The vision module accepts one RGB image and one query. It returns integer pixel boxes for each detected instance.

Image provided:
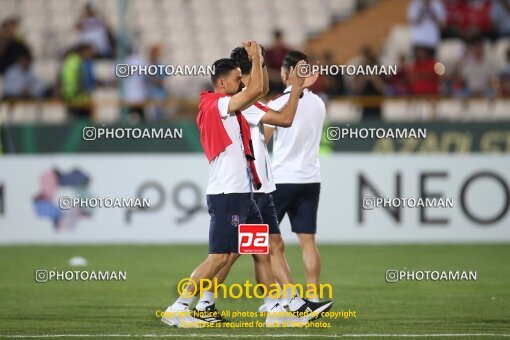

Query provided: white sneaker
[161,306,208,328]
[259,301,288,313]
[265,305,307,328]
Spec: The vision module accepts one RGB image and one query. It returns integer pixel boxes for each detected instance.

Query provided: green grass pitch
[0,244,509,339]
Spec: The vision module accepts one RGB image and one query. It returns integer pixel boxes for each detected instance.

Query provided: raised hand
[288,60,306,89]
[242,40,261,60]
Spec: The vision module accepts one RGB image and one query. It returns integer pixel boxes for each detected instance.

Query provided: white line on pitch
[1,334,510,338]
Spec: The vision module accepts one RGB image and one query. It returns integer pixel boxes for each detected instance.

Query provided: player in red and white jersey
[194,46,332,321]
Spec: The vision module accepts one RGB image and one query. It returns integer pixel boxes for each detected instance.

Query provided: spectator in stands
[306,52,330,98]
[2,52,45,99]
[388,54,411,96]
[350,46,386,120]
[321,50,346,96]
[0,16,31,75]
[76,3,115,59]
[408,0,446,54]
[491,0,510,37]
[444,0,492,39]
[122,47,147,122]
[265,29,290,94]
[409,47,440,95]
[146,44,168,121]
[457,36,497,96]
[60,43,96,118]
[496,48,510,95]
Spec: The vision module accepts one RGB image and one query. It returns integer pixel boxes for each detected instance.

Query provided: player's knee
[208,253,229,269]
[251,253,271,264]
[230,253,241,261]
[298,233,316,245]
[270,236,285,256]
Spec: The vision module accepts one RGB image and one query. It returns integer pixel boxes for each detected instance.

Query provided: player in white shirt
[163,42,290,328]
[265,51,326,302]
[194,47,332,321]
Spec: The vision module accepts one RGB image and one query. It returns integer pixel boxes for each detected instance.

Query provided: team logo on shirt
[231,214,240,227]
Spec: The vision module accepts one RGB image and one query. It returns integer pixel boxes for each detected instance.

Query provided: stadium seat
[92,88,119,123]
[33,60,59,85]
[7,104,39,123]
[493,38,510,70]
[326,0,356,20]
[381,25,411,66]
[41,103,67,123]
[466,99,491,121]
[437,39,465,72]
[382,99,409,121]
[327,100,362,122]
[94,60,116,83]
[491,100,510,121]
[436,99,465,121]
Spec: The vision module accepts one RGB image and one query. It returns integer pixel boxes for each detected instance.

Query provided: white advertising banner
[0,154,508,244]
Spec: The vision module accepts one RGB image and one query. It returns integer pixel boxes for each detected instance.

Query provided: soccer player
[194,46,332,321]
[265,51,327,303]
[162,41,303,328]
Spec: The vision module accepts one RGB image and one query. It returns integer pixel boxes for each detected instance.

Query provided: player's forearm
[263,86,301,127]
[246,54,264,99]
[259,65,270,100]
[278,87,301,127]
[228,55,264,112]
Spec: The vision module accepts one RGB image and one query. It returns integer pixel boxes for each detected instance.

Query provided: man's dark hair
[230,45,266,75]
[211,58,238,85]
[282,50,309,70]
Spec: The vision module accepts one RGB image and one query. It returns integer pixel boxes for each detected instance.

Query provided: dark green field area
[0,245,509,339]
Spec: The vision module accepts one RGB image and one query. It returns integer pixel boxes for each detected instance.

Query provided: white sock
[264,297,282,312]
[310,297,319,303]
[195,291,215,311]
[171,296,195,311]
[286,286,306,311]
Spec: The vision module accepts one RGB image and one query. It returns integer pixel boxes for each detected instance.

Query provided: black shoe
[192,303,228,323]
[293,299,333,321]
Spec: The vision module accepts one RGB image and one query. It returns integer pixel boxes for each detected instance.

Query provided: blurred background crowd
[0,0,510,123]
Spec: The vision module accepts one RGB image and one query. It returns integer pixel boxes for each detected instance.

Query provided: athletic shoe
[293,299,333,321]
[265,303,307,327]
[258,300,289,313]
[161,304,208,328]
[192,303,227,323]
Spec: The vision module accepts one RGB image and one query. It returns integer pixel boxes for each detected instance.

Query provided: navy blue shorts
[272,183,321,234]
[207,193,262,254]
[253,193,280,235]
